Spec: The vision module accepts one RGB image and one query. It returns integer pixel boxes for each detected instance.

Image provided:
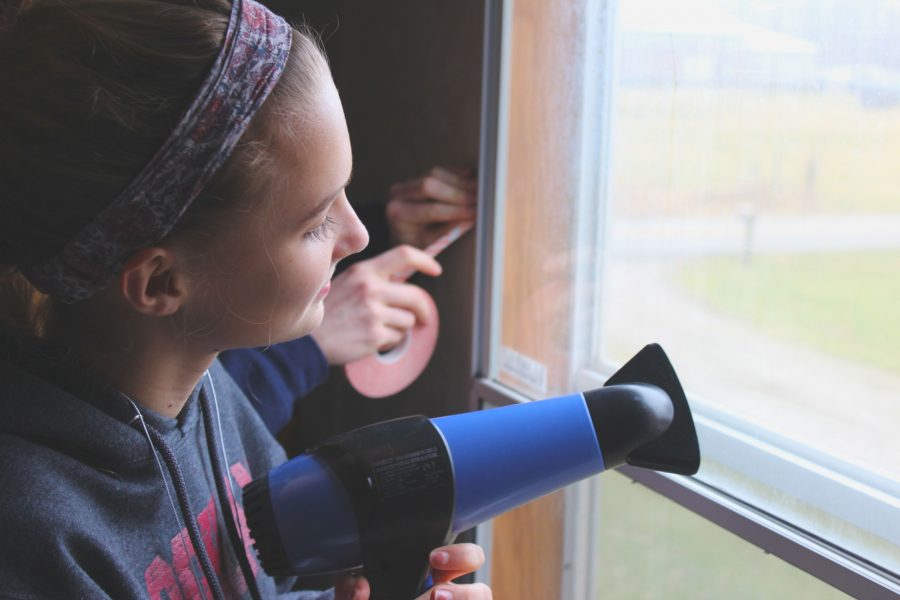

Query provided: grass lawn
[677,250,900,375]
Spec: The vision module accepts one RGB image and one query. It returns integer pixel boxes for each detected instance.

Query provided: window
[594,470,849,599]
[474,0,900,596]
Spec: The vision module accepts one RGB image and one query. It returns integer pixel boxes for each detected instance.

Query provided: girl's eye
[304,216,337,241]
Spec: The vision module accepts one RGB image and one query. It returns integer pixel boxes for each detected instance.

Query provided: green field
[613,88,900,217]
[677,250,900,375]
[594,471,849,599]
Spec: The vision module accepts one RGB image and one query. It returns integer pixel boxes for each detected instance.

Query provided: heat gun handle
[315,416,456,600]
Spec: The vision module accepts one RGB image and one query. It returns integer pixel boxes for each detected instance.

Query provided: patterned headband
[21,0,292,302]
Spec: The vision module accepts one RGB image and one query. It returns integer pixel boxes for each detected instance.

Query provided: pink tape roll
[345,291,440,398]
[344,221,472,398]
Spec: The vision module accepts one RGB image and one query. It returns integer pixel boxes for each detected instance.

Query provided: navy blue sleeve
[219,336,330,435]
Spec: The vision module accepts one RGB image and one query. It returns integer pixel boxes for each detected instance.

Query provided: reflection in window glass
[601,0,900,573]
[493,0,594,396]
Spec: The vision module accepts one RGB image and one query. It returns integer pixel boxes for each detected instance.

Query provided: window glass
[491,0,900,581]
[595,471,850,599]
[602,0,900,573]
[492,0,593,396]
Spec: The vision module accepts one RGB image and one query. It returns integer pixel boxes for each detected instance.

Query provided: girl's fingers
[371,245,442,278]
[378,305,418,332]
[429,544,485,574]
[421,175,477,205]
[388,199,477,226]
[390,173,477,206]
[375,325,406,353]
[427,166,479,193]
[380,283,435,324]
[424,583,493,600]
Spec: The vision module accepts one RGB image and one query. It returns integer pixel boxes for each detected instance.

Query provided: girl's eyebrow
[299,170,353,223]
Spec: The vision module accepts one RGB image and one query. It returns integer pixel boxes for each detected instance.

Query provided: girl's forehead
[279,85,351,195]
[262,94,351,223]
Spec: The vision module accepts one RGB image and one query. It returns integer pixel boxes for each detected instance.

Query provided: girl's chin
[289,304,325,340]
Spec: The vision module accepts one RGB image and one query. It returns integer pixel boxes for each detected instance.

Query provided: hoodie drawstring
[199,385,264,600]
[127,376,266,600]
[142,423,227,600]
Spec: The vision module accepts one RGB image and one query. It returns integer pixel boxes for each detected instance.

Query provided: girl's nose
[332,196,369,260]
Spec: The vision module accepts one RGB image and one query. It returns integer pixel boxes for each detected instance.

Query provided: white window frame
[470,0,900,598]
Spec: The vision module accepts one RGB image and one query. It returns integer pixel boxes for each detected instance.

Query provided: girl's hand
[310,245,441,365]
[421,543,491,600]
[386,167,478,249]
[333,543,492,600]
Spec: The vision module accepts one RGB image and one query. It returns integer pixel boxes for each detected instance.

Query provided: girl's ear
[118,247,190,316]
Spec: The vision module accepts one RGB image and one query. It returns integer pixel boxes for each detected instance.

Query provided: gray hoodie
[0,346,334,600]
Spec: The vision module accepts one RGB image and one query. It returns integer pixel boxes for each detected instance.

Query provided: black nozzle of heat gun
[584,384,673,470]
[585,343,701,476]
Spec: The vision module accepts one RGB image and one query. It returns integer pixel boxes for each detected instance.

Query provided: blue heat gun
[244,343,701,599]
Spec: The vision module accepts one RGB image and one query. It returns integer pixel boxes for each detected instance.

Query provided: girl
[0,0,491,598]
